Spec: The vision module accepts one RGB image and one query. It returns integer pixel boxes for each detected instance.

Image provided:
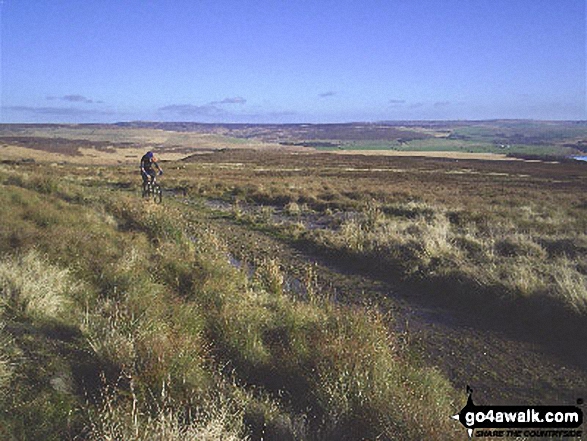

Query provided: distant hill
[1,120,586,163]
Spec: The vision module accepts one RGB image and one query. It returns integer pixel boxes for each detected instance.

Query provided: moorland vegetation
[174,151,587,340]
[1,121,586,439]
[0,163,462,440]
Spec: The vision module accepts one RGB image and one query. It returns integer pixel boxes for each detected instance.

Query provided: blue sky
[1,0,585,123]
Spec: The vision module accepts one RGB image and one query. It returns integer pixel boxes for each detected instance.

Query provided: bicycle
[142,174,162,204]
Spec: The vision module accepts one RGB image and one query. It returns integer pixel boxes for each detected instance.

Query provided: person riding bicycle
[140,151,163,186]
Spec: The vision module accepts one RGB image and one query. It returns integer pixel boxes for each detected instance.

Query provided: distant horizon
[1,118,587,127]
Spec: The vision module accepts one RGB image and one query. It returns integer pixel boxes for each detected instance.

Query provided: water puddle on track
[226,252,312,300]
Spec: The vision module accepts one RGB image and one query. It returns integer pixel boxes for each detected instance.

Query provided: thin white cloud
[157,103,302,122]
[212,97,247,105]
[6,106,114,116]
[46,94,98,104]
[159,97,247,116]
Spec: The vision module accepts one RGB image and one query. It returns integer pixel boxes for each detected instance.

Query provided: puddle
[204,198,337,231]
[227,253,255,279]
[205,199,233,211]
[227,252,310,299]
[283,274,310,299]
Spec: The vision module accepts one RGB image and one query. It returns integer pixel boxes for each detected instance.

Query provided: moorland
[0,120,586,440]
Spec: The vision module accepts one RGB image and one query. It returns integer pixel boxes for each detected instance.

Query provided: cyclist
[140,151,163,186]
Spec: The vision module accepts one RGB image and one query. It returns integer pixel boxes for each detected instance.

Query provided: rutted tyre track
[184,198,587,407]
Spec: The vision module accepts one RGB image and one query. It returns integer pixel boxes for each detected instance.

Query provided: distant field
[320,140,579,158]
[0,124,291,164]
[327,150,522,160]
[317,138,497,152]
[1,120,585,164]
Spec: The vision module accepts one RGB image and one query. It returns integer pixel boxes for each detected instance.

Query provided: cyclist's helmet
[145,151,154,159]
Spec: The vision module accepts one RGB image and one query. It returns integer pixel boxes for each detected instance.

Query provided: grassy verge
[0,164,462,440]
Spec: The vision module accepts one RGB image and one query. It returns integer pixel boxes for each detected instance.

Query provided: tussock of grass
[87,380,248,441]
[284,201,302,217]
[552,260,587,314]
[0,250,78,322]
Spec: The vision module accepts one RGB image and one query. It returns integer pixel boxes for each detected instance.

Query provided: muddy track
[183,198,587,407]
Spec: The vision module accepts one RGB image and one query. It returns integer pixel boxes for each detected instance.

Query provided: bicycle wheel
[153,184,162,204]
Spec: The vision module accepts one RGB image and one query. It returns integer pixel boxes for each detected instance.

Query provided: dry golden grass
[0,126,303,165]
[1,145,77,162]
[1,142,529,164]
[0,250,78,321]
[87,378,248,441]
[1,144,208,165]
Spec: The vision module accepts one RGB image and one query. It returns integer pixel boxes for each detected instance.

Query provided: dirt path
[189,202,587,407]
